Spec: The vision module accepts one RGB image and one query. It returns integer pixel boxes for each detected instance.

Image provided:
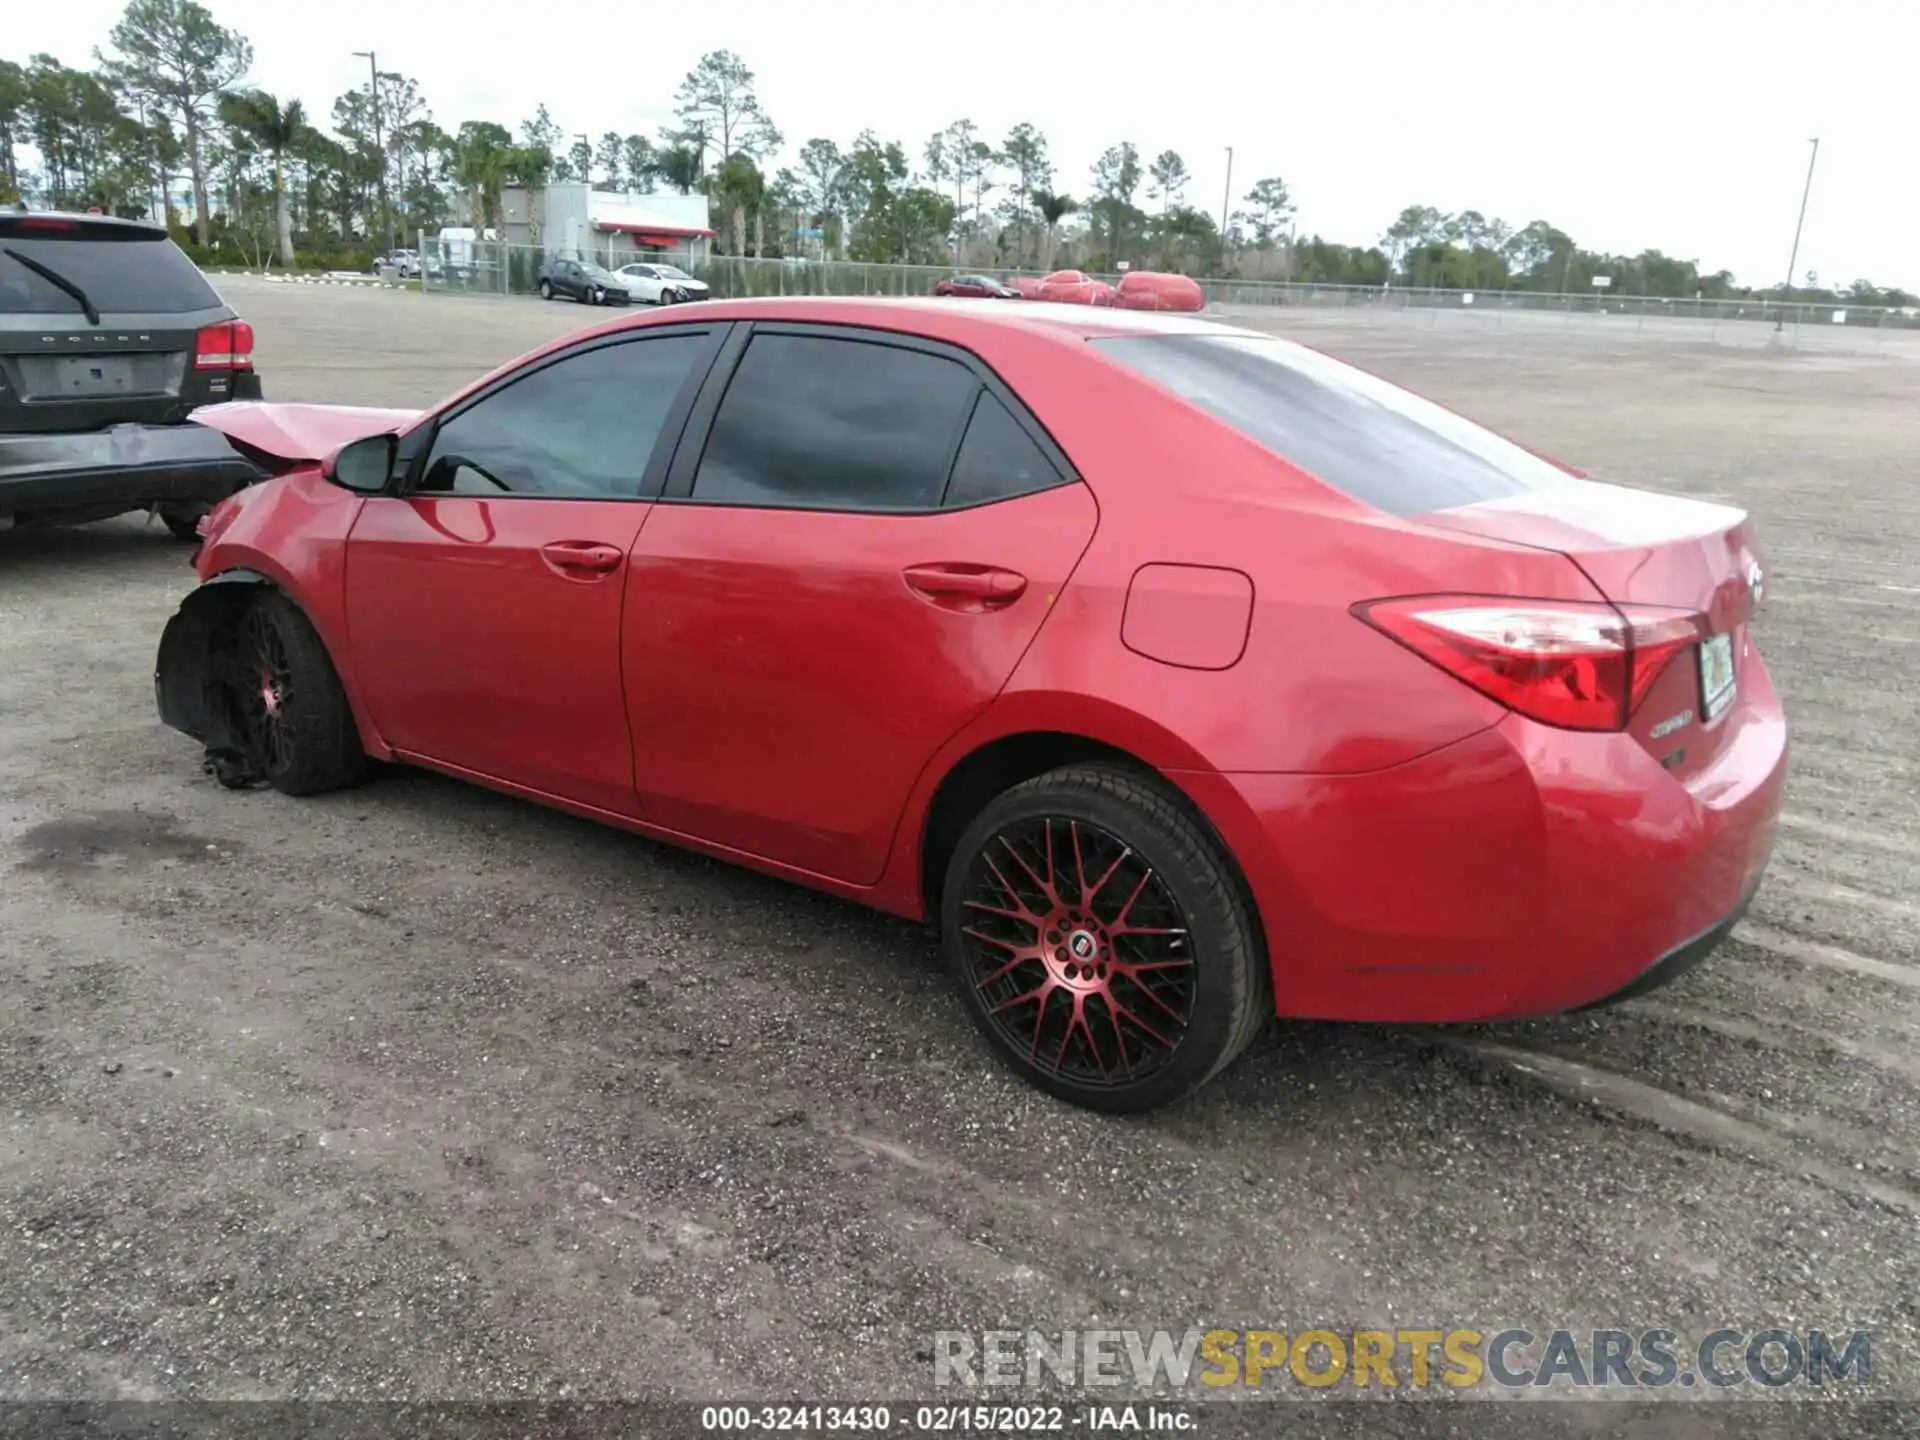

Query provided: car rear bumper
[0,417,264,517]
[1177,653,1788,1022]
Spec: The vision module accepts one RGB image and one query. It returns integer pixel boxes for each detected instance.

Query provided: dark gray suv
[1,209,266,540]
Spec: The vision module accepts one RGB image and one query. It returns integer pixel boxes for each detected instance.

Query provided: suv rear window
[1092,332,1577,516]
[0,223,223,316]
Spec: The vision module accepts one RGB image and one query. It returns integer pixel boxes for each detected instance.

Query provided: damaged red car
[157,298,1786,1112]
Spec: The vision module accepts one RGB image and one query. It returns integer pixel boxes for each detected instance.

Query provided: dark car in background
[536,259,632,306]
[1,210,266,540]
[934,274,1023,299]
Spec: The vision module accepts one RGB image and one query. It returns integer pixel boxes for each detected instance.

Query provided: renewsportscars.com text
[932,1327,1873,1391]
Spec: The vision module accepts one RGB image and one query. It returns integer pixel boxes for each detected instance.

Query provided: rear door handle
[540,540,624,576]
[903,564,1028,604]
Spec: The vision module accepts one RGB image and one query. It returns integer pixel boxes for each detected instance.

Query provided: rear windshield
[1092,333,1577,516]
[0,227,223,316]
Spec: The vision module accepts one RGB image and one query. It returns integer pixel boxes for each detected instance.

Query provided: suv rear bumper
[0,417,264,517]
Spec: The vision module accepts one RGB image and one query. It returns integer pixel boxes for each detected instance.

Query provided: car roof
[624,294,1262,342]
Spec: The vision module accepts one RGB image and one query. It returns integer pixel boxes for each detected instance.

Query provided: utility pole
[1775,137,1819,334]
[352,51,390,254]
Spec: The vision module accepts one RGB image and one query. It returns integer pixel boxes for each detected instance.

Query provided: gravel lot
[2,279,1916,1417]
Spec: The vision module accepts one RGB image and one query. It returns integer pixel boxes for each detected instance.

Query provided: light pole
[1220,146,1234,251]
[351,51,390,254]
[1775,137,1819,333]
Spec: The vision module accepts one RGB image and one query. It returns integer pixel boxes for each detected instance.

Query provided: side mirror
[325,433,397,493]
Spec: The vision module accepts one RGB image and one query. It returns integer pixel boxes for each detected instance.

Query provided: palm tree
[711,155,765,257]
[217,89,306,266]
[506,145,554,252]
[656,145,703,197]
[452,126,513,232]
[1032,189,1079,270]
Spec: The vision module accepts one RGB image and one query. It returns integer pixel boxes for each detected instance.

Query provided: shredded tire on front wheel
[217,591,372,797]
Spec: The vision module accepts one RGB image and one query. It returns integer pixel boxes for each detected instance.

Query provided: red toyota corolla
[157,297,1786,1113]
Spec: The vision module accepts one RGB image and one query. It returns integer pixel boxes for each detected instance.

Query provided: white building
[501,183,714,267]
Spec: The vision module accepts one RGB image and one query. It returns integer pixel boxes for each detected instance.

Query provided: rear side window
[944,392,1062,508]
[1092,333,1577,516]
[691,333,978,511]
[0,228,222,316]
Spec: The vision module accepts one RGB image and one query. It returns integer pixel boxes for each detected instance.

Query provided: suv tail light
[1354,595,1705,732]
[194,319,255,371]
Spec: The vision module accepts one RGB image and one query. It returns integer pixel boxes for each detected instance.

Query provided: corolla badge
[1649,709,1694,740]
[1748,562,1766,606]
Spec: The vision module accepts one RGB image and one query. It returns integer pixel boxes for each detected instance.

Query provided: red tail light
[194,319,255,371]
[1354,595,1705,732]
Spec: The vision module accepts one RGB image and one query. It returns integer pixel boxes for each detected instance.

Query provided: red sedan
[158,298,1786,1113]
[933,274,1022,299]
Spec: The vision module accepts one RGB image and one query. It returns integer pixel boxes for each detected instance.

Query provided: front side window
[690,333,978,511]
[1092,333,1578,516]
[419,335,707,499]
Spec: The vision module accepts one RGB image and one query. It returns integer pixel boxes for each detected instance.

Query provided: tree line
[1,0,1910,308]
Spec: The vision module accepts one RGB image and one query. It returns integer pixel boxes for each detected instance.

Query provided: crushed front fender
[154,571,270,745]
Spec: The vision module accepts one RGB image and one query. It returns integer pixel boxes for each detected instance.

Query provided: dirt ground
[2,279,1916,1416]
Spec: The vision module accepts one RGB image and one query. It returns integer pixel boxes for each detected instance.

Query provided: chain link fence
[414,238,1920,338]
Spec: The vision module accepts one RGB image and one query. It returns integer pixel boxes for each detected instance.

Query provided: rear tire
[538,280,553,300]
[219,591,373,798]
[158,501,210,542]
[941,763,1270,1113]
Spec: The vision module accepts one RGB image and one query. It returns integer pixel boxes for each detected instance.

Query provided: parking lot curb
[256,273,410,289]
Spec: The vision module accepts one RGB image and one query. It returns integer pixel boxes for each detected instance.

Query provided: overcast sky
[17,0,1916,288]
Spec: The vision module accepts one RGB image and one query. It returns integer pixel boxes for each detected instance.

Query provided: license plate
[1698,633,1737,720]
[52,356,135,397]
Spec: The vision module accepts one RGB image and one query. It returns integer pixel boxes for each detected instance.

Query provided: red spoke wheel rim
[234,607,295,774]
[959,817,1196,1088]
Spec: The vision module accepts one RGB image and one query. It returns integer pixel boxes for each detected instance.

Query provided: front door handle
[540,540,624,577]
[903,564,1028,606]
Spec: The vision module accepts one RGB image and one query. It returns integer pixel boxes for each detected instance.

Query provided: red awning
[592,219,715,239]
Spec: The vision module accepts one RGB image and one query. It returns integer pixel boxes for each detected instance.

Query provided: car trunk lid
[1,214,247,435]
[1422,481,1765,775]
[0,320,228,433]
